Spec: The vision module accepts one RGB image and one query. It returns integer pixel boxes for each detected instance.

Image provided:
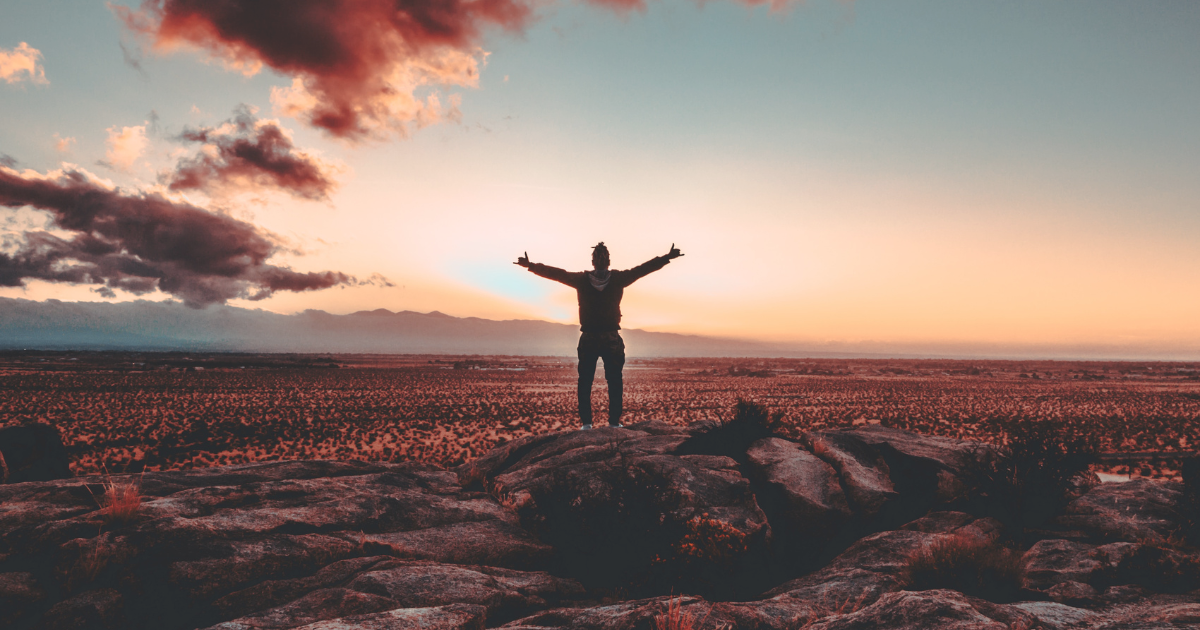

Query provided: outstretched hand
[665,243,684,260]
[514,251,531,268]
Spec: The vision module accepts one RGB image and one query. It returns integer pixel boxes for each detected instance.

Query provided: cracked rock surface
[2,422,1196,629]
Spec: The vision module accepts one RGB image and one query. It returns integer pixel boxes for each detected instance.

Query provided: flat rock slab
[211,603,487,630]
[803,589,1039,630]
[1050,479,1185,544]
[207,559,582,629]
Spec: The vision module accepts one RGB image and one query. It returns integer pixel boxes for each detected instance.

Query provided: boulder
[1022,539,1105,591]
[809,427,983,524]
[1010,602,1101,629]
[745,438,852,545]
[0,422,72,483]
[764,515,999,606]
[479,426,771,597]
[1045,581,1100,607]
[803,431,899,521]
[1049,479,1185,543]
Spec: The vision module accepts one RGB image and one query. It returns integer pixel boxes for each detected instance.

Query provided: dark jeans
[577,331,625,426]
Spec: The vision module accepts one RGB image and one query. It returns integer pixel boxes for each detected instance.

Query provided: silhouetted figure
[516,242,683,429]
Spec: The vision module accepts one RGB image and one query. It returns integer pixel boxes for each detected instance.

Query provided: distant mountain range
[2,298,1196,360]
[0,297,774,357]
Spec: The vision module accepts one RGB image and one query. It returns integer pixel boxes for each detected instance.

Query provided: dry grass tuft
[899,535,1025,603]
[88,473,143,526]
[654,597,720,630]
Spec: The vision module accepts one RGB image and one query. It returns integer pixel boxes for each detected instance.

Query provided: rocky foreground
[1,422,1197,629]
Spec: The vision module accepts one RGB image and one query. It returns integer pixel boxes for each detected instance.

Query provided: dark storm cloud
[168,106,338,200]
[0,166,353,306]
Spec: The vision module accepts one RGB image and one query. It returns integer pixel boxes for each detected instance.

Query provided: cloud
[0,42,48,85]
[167,106,339,200]
[54,134,76,153]
[103,124,149,171]
[0,165,353,306]
[115,0,535,140]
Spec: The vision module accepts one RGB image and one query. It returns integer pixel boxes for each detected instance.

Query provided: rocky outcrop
[1,423,1196,630]
[745,437,852,546]
[0,423,72,483]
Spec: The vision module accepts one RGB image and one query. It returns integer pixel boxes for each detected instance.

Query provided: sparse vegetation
[898,535,1025,603]
[654,597,710,630]
[88,473,143,526]
[677,399,788,460]
[519,446,756,599]
[0,353,1196,477]
[960,415,1099,536]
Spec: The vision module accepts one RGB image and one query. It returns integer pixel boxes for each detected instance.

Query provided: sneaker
[580,424,593,430]
[607,423,624,428]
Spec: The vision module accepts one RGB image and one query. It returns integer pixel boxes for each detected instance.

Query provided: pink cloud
[0,42,48,85]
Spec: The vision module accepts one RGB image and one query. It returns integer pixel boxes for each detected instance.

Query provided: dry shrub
[677,399,787,461]
[88,474,143,526]
[668,515,749,572]
[899,535,1025,603]
[654,597,705,630]
[960,415,1098,537]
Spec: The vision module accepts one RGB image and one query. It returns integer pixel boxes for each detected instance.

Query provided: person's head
[591,242,610,270]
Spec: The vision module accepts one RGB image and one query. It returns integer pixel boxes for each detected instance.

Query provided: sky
[1,0,1199,357]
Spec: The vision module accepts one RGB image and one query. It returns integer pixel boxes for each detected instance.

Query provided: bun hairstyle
[592,242,609,262]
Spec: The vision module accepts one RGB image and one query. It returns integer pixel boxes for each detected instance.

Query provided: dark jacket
[526,256,671,332]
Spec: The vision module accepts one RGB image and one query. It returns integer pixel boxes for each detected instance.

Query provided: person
[515,242,683,429]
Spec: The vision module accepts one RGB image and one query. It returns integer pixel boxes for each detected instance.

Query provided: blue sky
[2,0,1199,355]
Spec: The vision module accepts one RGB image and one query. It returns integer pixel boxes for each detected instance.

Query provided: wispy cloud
[0,42,48,85]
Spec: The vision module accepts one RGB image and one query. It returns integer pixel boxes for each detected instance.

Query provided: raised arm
[621,243,684,286]
[515,251,577,287]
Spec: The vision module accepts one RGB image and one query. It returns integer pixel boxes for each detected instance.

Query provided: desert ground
[0,351,1196,478]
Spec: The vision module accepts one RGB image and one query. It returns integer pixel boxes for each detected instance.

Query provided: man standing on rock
[516,242,683,429]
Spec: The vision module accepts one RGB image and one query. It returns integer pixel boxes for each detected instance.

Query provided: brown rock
[1022,539,1104,591]
[745,438,852,539]
[0,422,71,483]
[802,589,1038,630]
[41,588,125,630]
[0,571,45,624]
[1050,479,1185,543]
[804,431,898,521]
[208,588,401,629]
[347,561,584,623]
[212,603,487,630]
[1045,581,1100,607]
[353,520,553,570]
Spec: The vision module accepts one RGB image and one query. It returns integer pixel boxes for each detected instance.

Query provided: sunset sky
[2,1,1198,357]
